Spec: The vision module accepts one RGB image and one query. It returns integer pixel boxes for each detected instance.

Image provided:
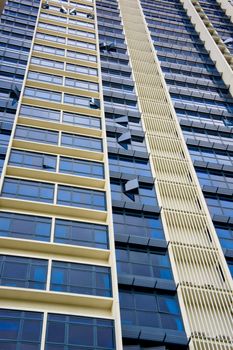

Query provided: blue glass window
[170,92,232,113]
[61,133,102,152]
[57,185,106,211]
[51,261,111,297]
[119,290,184,331]
[45,314,115,350]
[9,150,57,172]
[4,10,37,21]
[20,105,60,122]
[5,2,38,12]
[113,210,165,240]
[116,247,173,280]
[102,67,130,78]
[67,50,97,62]
[0,255,48,290]
[27,71,63,85]
[14,126,59,145]
[99,34,124,45]
[205,195,233,217]
[104,96,137,109]
[64,94,91,108]
[188,146,233,167]
[30,57,64,70]
[33,43,65,56]
[67,38,96,50]
[59,157,104,179]
[158,294,184,331]
[68,28,95,39]
[69,18,94,29]
[111,180,158,207]
[0,309,43,350]
[36,32,65,44]
[100,54,128,65]
[107,132,147,153]
[40,13,67,23]
[65,78,99,91]
[0,156,5,174]
[0,131,10,147]
[62,112,101,129]
[24,87,62,102]
[54,219,108,249]
[0,212,51,242]
[214,225,233,250]
[1,178,54,203]
[109,154,152,177]
[66,63,97,76]
[38,22,66,33]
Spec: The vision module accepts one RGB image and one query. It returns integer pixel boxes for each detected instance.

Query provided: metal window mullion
[40,312,47,350]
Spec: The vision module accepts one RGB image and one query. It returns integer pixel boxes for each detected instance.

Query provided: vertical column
[0,0,122,348]
[118,0,233,349]
[97,1,188,348]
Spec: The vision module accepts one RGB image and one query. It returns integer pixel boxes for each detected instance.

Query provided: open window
[60,5,67,13]
[124,178,139,194]
[87,13,94,19]
[42,1,49,9]
[89,98,100,109]
[69,8,77,15]
[99,42,116,53]
[224,118,233,127]
[223,37,233,46]
[43,156,56,170]
[118,131,131,144]
[115,115,128,127]
[10,85,20,105]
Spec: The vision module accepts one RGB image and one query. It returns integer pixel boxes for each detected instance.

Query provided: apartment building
[0,0,232,349]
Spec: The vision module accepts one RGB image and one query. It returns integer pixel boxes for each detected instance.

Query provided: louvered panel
[152,158,194,184]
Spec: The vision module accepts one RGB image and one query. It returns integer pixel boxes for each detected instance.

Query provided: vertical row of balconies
[0,0,122,348]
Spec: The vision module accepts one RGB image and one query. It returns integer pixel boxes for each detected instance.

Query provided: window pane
[24,87,62,102]
[20,105,60,122]
[27,71,63,85]
[46,314,115,349]
[0,212,51,242]
[61,133,102,152]
[54,219,108,249]
[59,157,104,179]
[50,261,112,297]
[57,185,106,210]
[62,112,101,129]
[9,150,57,172]
[14,126,59,145]
[0,256,48,290]
[0,309,43,349]
[1,178,54,203]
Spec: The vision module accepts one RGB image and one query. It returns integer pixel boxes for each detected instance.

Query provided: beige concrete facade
[0,0,123,349]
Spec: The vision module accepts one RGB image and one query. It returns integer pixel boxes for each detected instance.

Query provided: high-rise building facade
[0,0,232,350]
